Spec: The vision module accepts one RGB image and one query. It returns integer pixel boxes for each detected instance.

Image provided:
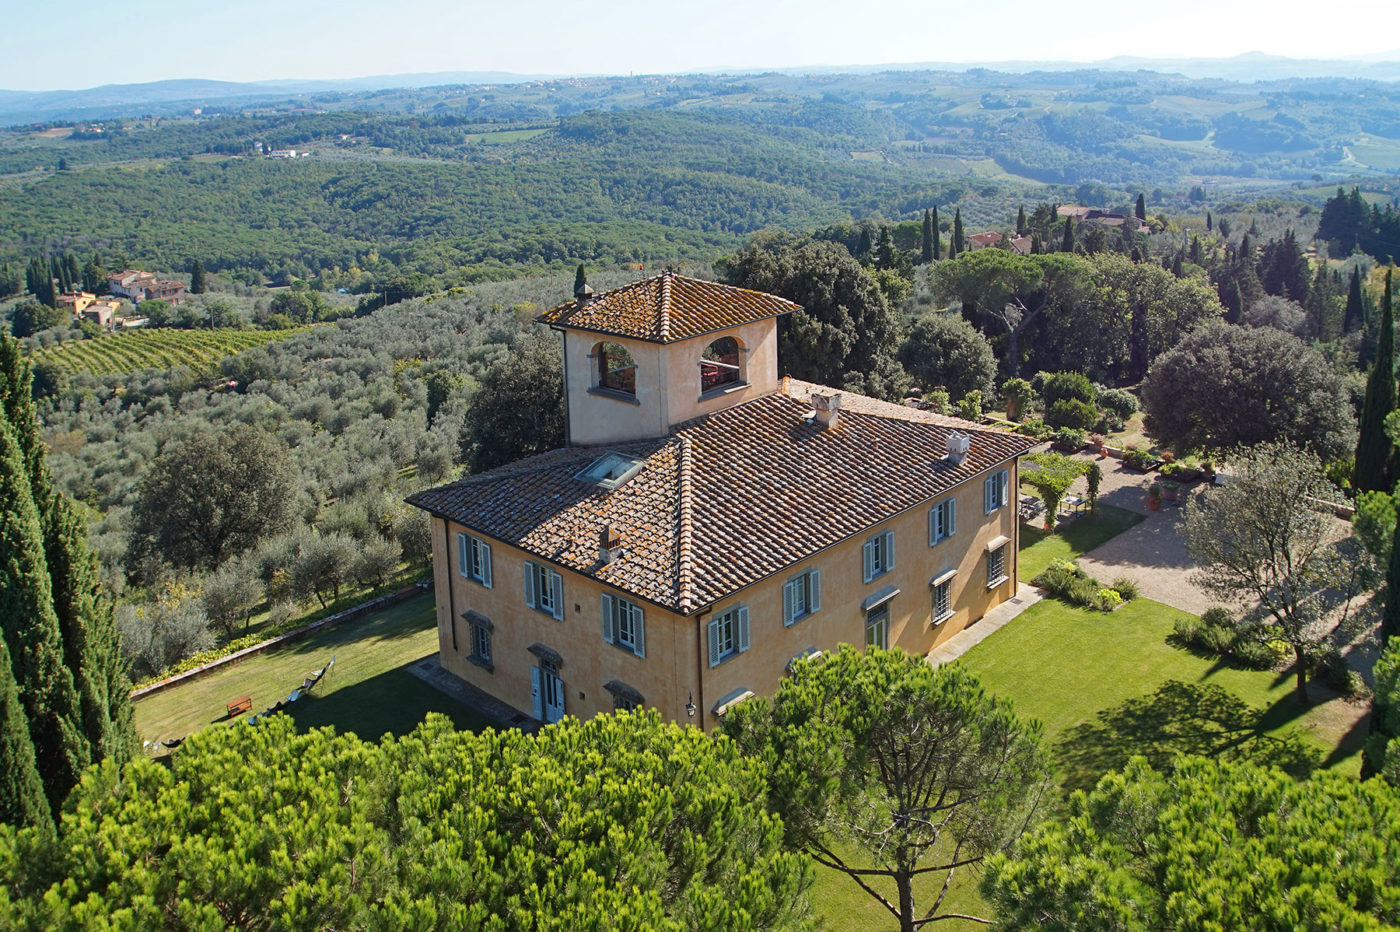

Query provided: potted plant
[1123,447,1157,472]
[1089,432,1106,456]
[1161,480,1179,503]
[1147,483,1162,511]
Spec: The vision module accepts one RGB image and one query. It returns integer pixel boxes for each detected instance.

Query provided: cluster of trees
[0,334,134,827]
[1318,187,1400,265]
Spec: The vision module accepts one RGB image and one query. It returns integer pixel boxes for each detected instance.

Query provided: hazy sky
[5,0,1398,91]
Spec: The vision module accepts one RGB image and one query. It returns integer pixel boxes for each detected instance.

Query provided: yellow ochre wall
[428,458,1019,731]
[559,317,780,446]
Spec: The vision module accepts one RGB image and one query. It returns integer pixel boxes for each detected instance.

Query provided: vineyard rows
[33,327,312,377]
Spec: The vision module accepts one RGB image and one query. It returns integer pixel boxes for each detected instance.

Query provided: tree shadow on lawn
[1054,680,1320,795]
[221,657,489,742]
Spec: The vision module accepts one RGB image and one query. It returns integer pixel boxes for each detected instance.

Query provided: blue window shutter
[457,534,468,576]
[601,594,614,643]
[550,572,564,620]
[530,665,542,719]
[948,500,956,537]
[523,562,536,607]
[862,539,875,583]
[999,470,1009,508]
[737,606,751,652]
[634,605,645,658]
[985,476,994,514]
[810,569,821,612]
[884,530,895,571]
[782,581,794,626]
[480,541,493,588]
[708,619,722,667]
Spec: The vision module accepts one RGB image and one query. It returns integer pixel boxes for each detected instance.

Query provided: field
[32,326,311,377]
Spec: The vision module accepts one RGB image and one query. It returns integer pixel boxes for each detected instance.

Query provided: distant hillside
[3,55,1399,125]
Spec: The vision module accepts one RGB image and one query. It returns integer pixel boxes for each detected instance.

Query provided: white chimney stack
[945,431,971,465]
[811,392,841,430]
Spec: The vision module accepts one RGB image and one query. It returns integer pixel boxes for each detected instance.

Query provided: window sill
[610,641,643,658]
[986,575,1009,590]
[530,606,563,621]
[698,380,749,402]
[467,655,494,672]
[932,611,954,626]
[587,386,641,405]
[710,649,743,669]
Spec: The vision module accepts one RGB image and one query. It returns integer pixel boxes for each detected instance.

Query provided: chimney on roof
[944,431,971,466]
[574,282,594,307]
[598,524,625,564]
[810,392,841,430]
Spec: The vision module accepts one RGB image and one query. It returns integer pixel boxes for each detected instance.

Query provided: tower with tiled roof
[537,272,799,445]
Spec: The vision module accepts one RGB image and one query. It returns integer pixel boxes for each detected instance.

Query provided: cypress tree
[1016,205,1027,235]
[952,209,964,257]
[573,263,587,294]
[875,225,895,270]
[1356,270,1397,494]
[1345,266,1366,333]
[1386,509,1400,644]
[0,414,87,817]
[0,634,47,829]
[190,259,207,295]
[1206,211,1213,232]
[1135,193,1146,221]
[1030,233,1042,255]
[1061,217,1074,253]
[855,228,872,262]
[920,210,934,264]
[931,206,941,261]
[0,334,134,817]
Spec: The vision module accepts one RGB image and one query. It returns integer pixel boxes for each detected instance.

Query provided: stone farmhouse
[408,273,1033,729]
[107,270,186,304]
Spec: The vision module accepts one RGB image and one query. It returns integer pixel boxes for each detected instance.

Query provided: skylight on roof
[576,452,646,490]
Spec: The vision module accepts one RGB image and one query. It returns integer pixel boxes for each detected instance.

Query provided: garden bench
[226,696,252,717]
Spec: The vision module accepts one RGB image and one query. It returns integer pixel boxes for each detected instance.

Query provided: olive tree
[1183,442,1369,700]
[723,646,1051,931]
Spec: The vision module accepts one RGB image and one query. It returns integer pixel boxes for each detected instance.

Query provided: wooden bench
[226,696,252,717]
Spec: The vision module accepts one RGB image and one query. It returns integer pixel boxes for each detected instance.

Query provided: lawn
[134,592,489,746]
[1017,503,1145,581]
[811,596,1367,929]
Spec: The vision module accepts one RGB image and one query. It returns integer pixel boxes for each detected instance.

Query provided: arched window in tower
[700,336,743,393]
[595,342,637,395]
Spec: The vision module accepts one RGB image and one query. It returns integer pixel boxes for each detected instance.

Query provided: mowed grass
[135,593,488,746]
[1017,503,1144,581]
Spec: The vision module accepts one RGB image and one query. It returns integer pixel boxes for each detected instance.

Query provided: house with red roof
[408,273,1033,728]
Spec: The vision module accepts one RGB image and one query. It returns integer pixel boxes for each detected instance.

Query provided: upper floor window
[457,532,493,587]
[523,560,564,620]
[700,336,743,393]
[783,567,821,626]
[601,592,646,657]
[929,498,956,545]
[984,469,1010,514]
[862,530,895,584]
[708,605,751,667]
[594,341,636,396]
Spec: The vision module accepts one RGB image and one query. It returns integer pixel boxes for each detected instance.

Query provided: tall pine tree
[951,209,964,258]
[1061,217,1075,253]
[930,206,941,261]
[1016,205,1027,235]
[1356,269,1397,494]
[1135,193,1147,221]
[920,210,934,265]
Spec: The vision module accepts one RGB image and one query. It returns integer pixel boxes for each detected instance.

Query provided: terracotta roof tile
[536,272,800,343]
[408,381,1034,614]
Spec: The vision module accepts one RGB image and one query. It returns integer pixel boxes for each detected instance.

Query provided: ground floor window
[604,679,644,712]
[987,546,1008,588]
[933,579,953,625]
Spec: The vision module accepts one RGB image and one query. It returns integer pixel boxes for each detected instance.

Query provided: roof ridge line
[675,434,696,614]
[657,272,672,341]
